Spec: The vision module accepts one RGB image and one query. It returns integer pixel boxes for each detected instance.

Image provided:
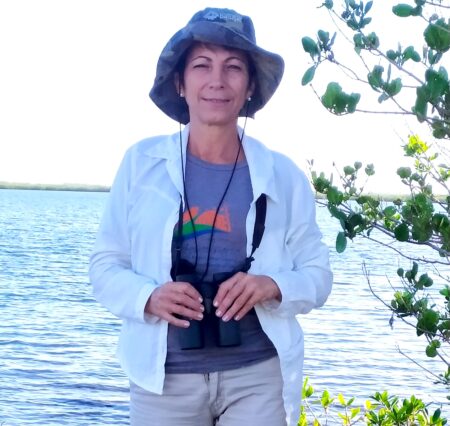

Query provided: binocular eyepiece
[176,272,241,350]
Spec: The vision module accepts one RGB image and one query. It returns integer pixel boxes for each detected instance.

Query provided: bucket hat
[149,7,285,124]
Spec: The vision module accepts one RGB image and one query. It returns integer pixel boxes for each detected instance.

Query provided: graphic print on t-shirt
[180,205,231,240]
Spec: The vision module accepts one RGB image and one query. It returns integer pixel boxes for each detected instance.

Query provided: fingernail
[183,321,190,328]
[197,313,203,320]
[216,310,222,317]
[213,300,218,307]
[199,297,203,302]
[234,315,240,321]
[222,315,229,322]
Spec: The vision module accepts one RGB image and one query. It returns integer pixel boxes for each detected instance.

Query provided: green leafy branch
[300,377,447,425]
[301,1,450,138]
[309,130,450,395]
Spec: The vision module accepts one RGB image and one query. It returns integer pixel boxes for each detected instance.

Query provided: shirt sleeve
[88,148,160,323]
[263,167,333,317]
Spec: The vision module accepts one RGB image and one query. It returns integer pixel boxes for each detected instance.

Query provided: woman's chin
[194,113,240,128]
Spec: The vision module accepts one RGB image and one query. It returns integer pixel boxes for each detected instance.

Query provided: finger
[213,273,241,308]
[168,291,204,313]
[156,299,203,325]
[175,293,205,319]
[217,275,276,320]
[161,283,204,312]
[217,274,263,321]
[149,291,203,323]
[176,281,203,303]
[166,313,190,328]
[216,281,252,320]
[155,291,204,320]
[221,292,255,322]
[232,297,259,321]
[172,304,204,322]
[214,284,241,318]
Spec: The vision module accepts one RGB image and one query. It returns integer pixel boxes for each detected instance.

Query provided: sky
[0,1,428,193]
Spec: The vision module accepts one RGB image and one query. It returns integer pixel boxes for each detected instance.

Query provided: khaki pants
[129,356,287,426]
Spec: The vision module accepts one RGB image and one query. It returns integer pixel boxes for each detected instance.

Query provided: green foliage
[303,1,450,402]
[341,0,373,31]
[321,82,361,114]
[414,68,450,136]
[367,65,403,102]
[354,32,379,53]
[300,378,447,425]
[302,1,450,138]
[302,36,320,59]
[387,45,421,66]
[394,222,409,241]
[302,66,316,85]
[424,19,450,54]
[336,231,347,253]
[392,3,422,18]
[309,146,450,396]
[427,339,441,357]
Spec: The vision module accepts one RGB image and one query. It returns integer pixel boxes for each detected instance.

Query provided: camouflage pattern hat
[149,7,285,124]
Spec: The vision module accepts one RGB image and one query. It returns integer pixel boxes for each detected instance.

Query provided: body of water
[0,189,448,425]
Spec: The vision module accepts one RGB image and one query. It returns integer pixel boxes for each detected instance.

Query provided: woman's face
[179,43,254,127]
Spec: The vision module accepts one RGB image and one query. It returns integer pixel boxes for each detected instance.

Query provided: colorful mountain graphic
[180,206,231,239]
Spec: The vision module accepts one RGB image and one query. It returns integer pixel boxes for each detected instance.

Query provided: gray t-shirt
[165,152,277,373]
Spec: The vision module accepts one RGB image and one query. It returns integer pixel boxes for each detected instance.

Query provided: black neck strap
[173,193,267,277]
[172,195,185,279]
[241,193,266,273]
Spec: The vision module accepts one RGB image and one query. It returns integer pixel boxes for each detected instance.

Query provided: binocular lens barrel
[175,274,241,349]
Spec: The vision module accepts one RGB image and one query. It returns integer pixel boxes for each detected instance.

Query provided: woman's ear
[174,73,184,97]
[246,80,256,100]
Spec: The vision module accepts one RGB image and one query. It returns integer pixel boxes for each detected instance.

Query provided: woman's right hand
[145,281,204,328]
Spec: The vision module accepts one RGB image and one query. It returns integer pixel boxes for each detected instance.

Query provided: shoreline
[0,182,110,192]
[0,182,425,201]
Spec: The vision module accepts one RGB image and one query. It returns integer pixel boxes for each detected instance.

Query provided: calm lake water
[0,189,448,425]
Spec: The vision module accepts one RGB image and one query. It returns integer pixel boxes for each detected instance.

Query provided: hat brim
[149,21,284,124]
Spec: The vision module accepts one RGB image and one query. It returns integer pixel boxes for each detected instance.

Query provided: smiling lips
[203,97,230,104]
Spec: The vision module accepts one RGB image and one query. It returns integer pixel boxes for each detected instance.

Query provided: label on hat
[203,10,242,23]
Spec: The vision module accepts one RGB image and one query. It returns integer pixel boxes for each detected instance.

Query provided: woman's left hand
[213,272,281,321]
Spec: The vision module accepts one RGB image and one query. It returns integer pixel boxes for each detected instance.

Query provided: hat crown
[189,8,256,43]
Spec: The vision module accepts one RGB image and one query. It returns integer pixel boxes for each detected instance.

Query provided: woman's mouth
[203,98,229,104]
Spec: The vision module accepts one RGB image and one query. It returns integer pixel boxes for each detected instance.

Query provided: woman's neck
[187,123,243,164]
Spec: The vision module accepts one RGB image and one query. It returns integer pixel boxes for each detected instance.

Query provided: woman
[89,7,332,426]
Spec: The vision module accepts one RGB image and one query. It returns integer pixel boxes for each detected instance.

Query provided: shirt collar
[142,123,279,204]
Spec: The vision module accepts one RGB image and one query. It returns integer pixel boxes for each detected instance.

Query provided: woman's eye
[227,64,243,71]
[193,63,208,69]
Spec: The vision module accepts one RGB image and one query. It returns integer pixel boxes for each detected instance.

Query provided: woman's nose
[208,66,225,89]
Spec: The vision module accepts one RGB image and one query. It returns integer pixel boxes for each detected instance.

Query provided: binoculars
[176,272,241,349]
